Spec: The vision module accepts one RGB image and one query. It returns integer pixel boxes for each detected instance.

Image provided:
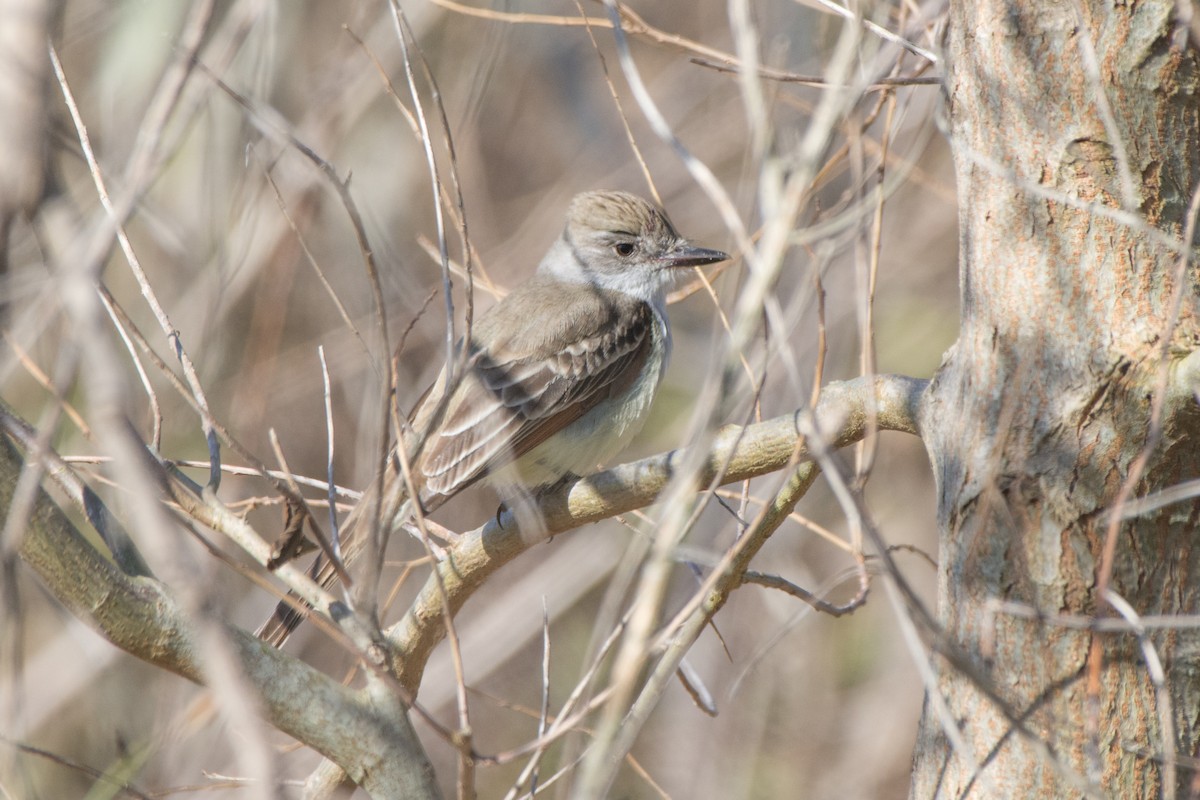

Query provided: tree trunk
[914,1,1200,797]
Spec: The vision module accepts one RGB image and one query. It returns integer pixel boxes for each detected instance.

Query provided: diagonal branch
[6,373,925,796]
[2,434,441,799]
[385,374,925,691]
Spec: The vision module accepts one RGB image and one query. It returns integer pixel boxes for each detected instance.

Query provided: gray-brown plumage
[258,190,727,646]
[414,281,656,503]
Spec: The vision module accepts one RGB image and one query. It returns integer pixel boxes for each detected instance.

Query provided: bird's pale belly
[489,350,665,491]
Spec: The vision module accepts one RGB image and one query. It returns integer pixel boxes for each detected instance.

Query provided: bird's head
[542,190,728,302]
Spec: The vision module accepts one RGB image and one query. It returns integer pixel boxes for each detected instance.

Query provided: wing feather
[413,280,656,506]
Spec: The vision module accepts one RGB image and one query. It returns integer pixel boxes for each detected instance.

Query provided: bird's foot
[493,474,580,526]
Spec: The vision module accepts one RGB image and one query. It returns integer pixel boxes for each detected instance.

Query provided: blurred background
[1,0,957,797]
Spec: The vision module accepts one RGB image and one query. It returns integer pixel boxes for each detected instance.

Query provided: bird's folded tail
[256,557,325,647]
[256,485,415,648]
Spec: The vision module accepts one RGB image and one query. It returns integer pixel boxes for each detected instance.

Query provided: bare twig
[691,56,941,87]
[51,42,223,489]
[318,346,341,560]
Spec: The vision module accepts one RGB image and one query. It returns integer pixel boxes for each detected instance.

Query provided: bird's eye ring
[613,242,636,257]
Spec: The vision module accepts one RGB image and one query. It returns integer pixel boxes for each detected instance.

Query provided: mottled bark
[914,1,1200,797]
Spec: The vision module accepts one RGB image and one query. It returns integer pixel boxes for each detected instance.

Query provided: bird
[258,190,728,646]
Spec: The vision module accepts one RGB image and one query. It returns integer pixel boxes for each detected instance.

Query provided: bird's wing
[414,283,656,502]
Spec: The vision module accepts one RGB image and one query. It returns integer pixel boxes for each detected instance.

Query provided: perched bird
[259,190,727,645]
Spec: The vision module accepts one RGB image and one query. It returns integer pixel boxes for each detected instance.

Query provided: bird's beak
[658,243,729,269]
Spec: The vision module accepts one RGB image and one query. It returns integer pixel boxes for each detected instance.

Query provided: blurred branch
[804,0,940,63]
[0,0,56,274]
[691,56,940,88]
[0,738,154,800]
[430,0,735,63]
[7,358,923,796]
[51,42,222,489]
[740,568,867,616]
[1,432,442,800]
[385,374,926,691]
[316,376,923,793]
[580,445,821,795]
[0,403,151,577]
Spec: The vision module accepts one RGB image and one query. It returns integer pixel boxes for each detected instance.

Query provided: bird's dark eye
[613,242,636,257]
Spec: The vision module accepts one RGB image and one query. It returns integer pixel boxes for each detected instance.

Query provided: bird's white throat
[537,234,675,309]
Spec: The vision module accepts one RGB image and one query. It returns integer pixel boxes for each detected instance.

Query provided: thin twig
[262,167,372,362]
[691,56,941,87]
[1104,590,1175,800]
[51,43,222,488]
[741,568,868,616]
[532,597,551,795]
[806,0,940,63]
[317,347,342,562]
[388,5,476,797]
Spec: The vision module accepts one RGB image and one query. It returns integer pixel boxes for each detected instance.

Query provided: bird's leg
[541,472,581,496]
[494,473,581,527]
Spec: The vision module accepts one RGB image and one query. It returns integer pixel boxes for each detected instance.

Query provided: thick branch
[386,373,925,691]
[5,373,926,795]
[3,435,440,799]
